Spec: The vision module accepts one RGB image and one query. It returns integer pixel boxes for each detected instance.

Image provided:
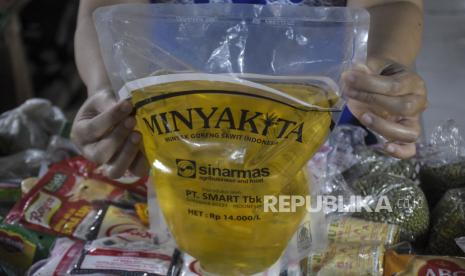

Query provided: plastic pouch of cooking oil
[130,73,336,275]
[94,4,370,275]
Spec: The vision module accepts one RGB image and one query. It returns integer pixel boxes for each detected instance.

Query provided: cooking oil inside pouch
[130,73,339,275]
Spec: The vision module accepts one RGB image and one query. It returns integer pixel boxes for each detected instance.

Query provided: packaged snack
[0,180,21,203]
[29,238,85,276]
[0,222,55,275]
[428,188,465,257]
[305,243,384,276]
[95,4,369,275]
[135,202,149,226]
[384,250,465,276]
[21,177,39,195]
[72,231,175,276]
[86,204,148,240]
[328,217,399,245]
[5,157,146,239]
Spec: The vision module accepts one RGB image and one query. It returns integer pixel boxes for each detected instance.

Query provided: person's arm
[75,0,147,94]
[349,0,423,70]
[343,0,427,158]
[71,0,149,179]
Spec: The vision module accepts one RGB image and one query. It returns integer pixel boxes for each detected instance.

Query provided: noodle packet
[28,238,85,276]
[71,231,175,276]
[95,4,369,275]
[0,181,21,203]
[5,157,146,239]
[0,222,55,275]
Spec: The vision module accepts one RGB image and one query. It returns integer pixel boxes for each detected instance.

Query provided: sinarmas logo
[176,159,197,178]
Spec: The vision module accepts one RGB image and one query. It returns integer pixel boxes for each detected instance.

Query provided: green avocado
[349,173,429,242]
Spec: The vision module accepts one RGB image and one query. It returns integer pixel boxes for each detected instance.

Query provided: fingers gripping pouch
[94,4,369,275]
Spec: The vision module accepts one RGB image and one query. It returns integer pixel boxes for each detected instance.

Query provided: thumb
[351,63,372,74]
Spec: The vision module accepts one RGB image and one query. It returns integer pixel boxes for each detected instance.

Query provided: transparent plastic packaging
[349,173,429,243]
[329,126,419,184]
[72,231,175,276]
[327,216,399,245]
[308,125,420,218]
[428,188,465,257]
[305,243,384,276]
[309,126,427,243]
[28,238,85,276]
[0,149,45,180]
[94,4,369,275]
[418,120,465,207]
[0,98,66,155]
[95,4,369,95]
[457,237,465,254]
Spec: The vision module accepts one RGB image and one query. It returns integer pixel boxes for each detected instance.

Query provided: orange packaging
[384,250,465,276]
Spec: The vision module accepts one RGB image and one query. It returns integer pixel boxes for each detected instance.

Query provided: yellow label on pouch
[130,73,338,275]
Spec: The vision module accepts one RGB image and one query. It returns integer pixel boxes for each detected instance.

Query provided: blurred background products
[0,0,85,116]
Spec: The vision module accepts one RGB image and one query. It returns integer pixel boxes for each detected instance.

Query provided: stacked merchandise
[1,105,465,275]
[303,122,465,276]
[1,3,465,275]
[0,99,177,276]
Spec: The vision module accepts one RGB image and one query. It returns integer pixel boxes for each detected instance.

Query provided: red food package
[5,157,147,240]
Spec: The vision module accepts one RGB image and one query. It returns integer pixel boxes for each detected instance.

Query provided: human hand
[343,63,428,159]
[70,89,149,178]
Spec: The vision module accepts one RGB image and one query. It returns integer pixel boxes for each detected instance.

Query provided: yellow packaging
[307,243,384,276]
[135,203,149,226]
[94,205,147,238]
[130,73,339,275]
[328,217,400,245]
[0,227,36,271]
